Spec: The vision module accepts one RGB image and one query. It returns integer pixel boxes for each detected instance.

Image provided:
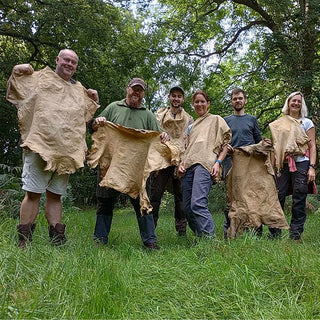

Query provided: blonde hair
[282,91,308,117]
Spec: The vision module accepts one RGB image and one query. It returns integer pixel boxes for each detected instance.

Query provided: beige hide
[87,121,180,214]
[269,115,310,171]
[156,107,193,154]
[226,140,289,238]
[182,113,231,174]
[6,66,98,174]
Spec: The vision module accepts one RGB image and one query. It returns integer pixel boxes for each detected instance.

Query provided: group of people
[6,48,317,249]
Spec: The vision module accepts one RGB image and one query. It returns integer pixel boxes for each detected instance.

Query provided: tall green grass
[1,202,320,319]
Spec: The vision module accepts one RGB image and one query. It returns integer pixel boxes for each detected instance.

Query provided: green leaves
[150,0,320,135]
[2,0,320,168]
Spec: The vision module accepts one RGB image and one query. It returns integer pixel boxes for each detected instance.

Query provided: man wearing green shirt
[91,78,168,250]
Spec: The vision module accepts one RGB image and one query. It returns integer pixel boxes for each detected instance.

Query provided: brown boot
[49,223,66,245]
[17,223,36,248]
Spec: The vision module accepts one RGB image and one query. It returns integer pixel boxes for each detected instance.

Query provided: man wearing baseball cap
[91,77,169,250]
[149,86,193,236]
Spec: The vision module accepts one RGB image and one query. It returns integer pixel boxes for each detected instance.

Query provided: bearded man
[149,86,193,236]
[223,88,262,238]
[91,78,168,250]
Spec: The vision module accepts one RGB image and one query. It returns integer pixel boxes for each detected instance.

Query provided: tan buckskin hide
[87,121,180,214]
[6,66,98,174]
[269,115,310,171]
[182,113,231,174]
[226,140,289,238]
[156,107,193,154]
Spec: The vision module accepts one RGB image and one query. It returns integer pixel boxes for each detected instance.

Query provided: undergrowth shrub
[69,164,96,208]
[0,164,23,219]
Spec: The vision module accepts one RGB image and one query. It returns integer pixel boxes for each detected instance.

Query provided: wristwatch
[309,164,317,169]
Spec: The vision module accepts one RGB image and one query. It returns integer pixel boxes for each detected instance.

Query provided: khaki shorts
[22,151,69,195]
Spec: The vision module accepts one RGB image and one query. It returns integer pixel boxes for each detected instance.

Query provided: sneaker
[144,242,160,250]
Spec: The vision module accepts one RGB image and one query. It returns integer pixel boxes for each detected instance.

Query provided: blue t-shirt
[223,114,262,177]
[224,114,262,147]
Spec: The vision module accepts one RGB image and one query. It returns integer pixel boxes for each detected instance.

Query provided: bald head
[55,49,78,81]
[58,49,78,60]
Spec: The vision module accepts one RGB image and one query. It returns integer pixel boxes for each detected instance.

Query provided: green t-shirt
[99,99,161,131]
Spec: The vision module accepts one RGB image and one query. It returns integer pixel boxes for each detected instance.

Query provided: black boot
[17,223,36,248]
[49,223,66,245]
[268,227,282,240]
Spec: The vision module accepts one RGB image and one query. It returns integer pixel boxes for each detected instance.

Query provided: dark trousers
[94,191,157,245]
[269,161,309,240]
[149,166,187,234]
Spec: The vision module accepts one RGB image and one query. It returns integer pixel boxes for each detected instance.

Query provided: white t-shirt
[295,117,314,162]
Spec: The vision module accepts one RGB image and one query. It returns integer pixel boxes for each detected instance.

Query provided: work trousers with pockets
[269,161,309,240]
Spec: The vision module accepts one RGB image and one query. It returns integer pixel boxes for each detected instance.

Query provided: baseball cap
[128,78,147,90]
[169,86,185,96]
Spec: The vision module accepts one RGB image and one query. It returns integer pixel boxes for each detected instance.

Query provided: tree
[145,0,320,131]
[0,0,155,165]
[1,0,177,205]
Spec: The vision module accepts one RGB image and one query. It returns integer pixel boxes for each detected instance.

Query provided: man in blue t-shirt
[223,88,262,238]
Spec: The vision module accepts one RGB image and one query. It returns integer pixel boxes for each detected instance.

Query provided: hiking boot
[17,223,36,249]
[290,234,302,243]
[144,242,160,250]
[267,228,282,240]
[290,231,302,242]
[49,223,66,246]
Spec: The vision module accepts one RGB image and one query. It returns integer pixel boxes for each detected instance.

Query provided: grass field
[1,199,320,319]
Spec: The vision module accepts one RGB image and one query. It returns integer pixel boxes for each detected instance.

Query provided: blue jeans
[182,164,214,237]
[94,169,157,245]
[94,194,157,245]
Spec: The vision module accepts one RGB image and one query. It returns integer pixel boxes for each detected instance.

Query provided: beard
[233,104,244,111]
[127,94,142,107]
[171,102,182,109]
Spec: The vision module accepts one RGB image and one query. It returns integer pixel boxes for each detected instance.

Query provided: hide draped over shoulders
[269,115,310,171]
[6,66,98,174]
[156,107,193,154]
[182,113,231,173]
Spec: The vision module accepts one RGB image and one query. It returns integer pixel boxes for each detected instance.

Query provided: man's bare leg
[45,190,62,226]
[45,190,66,245]
[17,191,41,247]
